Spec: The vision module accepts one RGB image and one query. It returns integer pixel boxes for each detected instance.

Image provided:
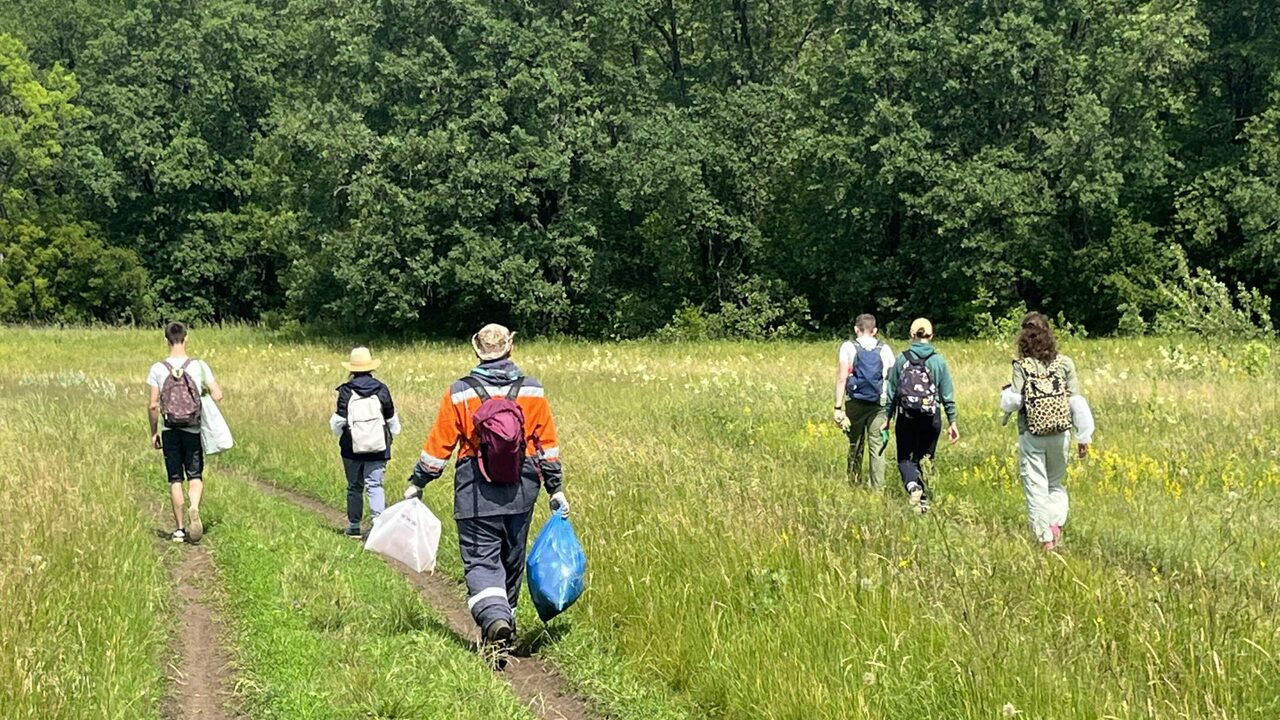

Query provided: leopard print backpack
[1021,357,1072,436]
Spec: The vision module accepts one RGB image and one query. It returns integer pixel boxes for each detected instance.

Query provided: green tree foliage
[2,1,1277,335]
[0,33,149,323]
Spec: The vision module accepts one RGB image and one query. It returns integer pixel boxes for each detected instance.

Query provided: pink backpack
[160,359,203,428]
[463,377,527,485]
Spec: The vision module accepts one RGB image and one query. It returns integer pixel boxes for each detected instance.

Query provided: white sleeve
[880,344,895,379]
[201,360,216,383]
[146,363,163,388]
[1000,388,1024,414]
[1070,396,1095,444]
[838,342,856,368]
[388,414,402,437]
[329,413,346,438]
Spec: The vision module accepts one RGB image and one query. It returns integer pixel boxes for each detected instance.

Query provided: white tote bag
[200,396,235,455]
[364,498,442,573]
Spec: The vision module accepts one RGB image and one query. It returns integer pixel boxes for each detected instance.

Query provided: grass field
[2,327,1278,719]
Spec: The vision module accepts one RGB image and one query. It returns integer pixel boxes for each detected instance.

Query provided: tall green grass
[5,328,1278,719]
[191,470,535,719]
[0,330,547,719]
[0,384,168,719]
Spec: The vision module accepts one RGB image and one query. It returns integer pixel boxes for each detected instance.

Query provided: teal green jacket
[886,342,958,425]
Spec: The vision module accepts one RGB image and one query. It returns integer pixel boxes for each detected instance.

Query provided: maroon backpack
[160,359,203,428]
[463,377,527,485]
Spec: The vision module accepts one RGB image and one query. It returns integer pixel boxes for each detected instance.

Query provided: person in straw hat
[883,318,959,513]
[404,323,569,660]
[330,346,401,537]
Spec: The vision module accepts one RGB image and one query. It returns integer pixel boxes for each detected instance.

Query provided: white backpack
[348,394,387,453]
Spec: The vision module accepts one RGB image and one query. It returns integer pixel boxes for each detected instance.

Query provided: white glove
[403,484,422,501]
[549,491,569,516]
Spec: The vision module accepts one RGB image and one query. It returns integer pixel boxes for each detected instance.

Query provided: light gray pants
[343,458,386,527]
[1018,432,1070,542]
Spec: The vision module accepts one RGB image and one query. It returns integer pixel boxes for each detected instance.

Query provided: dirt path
[160,544,244,720]
[239,473,595,720]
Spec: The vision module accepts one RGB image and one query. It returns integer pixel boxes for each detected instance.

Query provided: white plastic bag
[200,396,234,455]
[1070,395,1096,444]
[364,498,442,573]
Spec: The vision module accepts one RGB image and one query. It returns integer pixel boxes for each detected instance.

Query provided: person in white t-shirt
[833,314,896,488]
[147,322,222,543]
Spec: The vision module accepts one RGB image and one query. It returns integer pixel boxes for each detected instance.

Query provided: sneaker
[171,529,187,543]
[918,497,931,514]
[187,507,203,542]
[1042,540,1057,552]
[344,525,363,538]
[907,486,924,513]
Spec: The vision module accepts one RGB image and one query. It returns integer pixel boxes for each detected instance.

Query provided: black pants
[457,512,534,635]
[162,430,204,483]
[895,413,941,494]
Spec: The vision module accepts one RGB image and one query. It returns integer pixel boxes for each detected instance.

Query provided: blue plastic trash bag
[527,513,587,622]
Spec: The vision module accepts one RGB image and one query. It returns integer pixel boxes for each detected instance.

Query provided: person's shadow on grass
[513,622,571,657]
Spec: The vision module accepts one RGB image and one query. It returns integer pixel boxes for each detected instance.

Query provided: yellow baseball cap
[909,318,934,338]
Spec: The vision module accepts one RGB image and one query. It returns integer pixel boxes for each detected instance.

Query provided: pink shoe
[1050,525,1063,544]
[1042,541,1057,551]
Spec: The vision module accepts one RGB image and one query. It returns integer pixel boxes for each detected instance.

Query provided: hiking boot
[171,529,187,543]
[482,619,513,670]
[484,618,514,645]
[187,507,203,542]
[344,524,363,538]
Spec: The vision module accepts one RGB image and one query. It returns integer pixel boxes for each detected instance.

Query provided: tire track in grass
[234,470,595,720]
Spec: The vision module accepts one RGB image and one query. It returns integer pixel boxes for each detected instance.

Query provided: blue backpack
[846,342,885,403]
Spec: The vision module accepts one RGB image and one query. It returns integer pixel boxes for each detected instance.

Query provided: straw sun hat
[342,346,382,372]
[472,323,515,361]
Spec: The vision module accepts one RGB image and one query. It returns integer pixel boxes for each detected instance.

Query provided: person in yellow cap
[883,318,959,513]
[330,347,401,537]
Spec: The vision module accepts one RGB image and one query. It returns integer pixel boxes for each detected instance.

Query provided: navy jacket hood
[343,373,385,396]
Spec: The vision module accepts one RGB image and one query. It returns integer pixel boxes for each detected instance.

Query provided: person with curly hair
[1000,313,1095,550]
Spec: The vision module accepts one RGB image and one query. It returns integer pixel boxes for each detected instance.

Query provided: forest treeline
[1,0,1276,337]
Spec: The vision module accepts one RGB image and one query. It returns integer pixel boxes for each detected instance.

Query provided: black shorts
[162,430,204,483]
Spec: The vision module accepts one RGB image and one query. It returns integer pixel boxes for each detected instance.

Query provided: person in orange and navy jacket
[403,323,568,652]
